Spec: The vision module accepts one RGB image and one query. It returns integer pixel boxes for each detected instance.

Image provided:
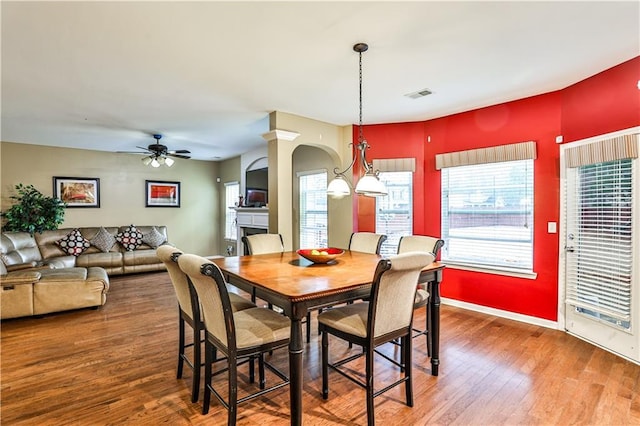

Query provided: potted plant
[1,184,66,235]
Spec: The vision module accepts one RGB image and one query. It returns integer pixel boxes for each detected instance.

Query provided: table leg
[289,315,304,425]
[429,278,441,376]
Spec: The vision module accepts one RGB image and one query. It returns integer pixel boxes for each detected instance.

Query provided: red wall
[354,56,640,321]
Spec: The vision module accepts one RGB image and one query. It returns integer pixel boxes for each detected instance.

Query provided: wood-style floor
[2,271,640,425]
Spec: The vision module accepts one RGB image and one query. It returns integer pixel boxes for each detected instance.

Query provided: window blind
[298,171,328,249]
[224,182,239,240]
[441,159,534,271]
[376,171,413,257]
[565,159,634,325]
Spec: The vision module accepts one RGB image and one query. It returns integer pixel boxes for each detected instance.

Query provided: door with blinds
[560,130,639,363]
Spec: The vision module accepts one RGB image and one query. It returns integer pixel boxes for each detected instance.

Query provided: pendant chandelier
[327,43,388,199]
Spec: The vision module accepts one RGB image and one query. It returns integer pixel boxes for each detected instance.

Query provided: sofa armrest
[5,261,38,272]
[1,270,42,285]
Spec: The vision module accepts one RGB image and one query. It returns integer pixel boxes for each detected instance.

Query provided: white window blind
[376,171,413,257]
[441,159,534,271]
[224,182,239,240]
[565,159,634,327]
[299,171,328,249]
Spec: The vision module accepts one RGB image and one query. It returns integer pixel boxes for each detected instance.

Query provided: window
[441,159,534,272]
[376,171,413,256]
[299,171,327,248]
[224,182,239,240]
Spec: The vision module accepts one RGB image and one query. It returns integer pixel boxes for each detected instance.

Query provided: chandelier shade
[327,43,387,198]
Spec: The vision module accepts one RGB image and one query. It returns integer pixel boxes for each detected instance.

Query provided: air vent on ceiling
[405,88,433,99]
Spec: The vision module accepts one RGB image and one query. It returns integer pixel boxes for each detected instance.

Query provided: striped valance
[435,141,537,170]
[372,157,416,172]
[565,134,638,168]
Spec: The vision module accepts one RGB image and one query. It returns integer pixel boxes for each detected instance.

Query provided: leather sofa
[0,226,168,319]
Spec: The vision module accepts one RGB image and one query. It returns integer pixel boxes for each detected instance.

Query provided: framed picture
[53,177,100,208]
[146,180,180,207]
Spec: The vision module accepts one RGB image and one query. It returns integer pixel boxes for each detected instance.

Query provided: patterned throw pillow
[90,227,116,253]
[55,229,91,256]
[142,227,167,249]
[116,225,144,251]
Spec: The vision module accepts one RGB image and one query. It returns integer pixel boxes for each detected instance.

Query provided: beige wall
[1,142,222,257]
[268,111,354,249]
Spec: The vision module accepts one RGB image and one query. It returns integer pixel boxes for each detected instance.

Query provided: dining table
[211,250,445,426]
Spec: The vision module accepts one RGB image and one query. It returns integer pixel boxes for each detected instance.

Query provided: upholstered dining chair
[348,232,387,255]
[397,235,444,354]
[318,251,435,426]
[156,245,255,403]
[177,253,290,425]
[242,233,313,343]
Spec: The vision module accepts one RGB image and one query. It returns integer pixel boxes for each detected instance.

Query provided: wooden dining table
[211,250,445,426]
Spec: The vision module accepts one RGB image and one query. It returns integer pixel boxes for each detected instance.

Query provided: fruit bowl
[297,248,345,264]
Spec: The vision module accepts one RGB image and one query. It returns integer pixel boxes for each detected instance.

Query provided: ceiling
[2,1,638,161]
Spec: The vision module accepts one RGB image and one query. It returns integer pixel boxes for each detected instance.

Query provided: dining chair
[397,235,444,355]
[177,253,290,425]
[318,251,435,426]
[348,232,387,255]
[242,233,313,343]
[156,245,255,403]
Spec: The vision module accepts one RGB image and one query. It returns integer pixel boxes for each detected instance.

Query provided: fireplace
[235,207,269,255]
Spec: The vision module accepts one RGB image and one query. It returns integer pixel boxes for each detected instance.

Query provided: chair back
[242,233,284,255]
[156,245,194,320]
[397,235,444,257]
[348,232,387,255]
[178,253,235,351]
[368,251,435,338]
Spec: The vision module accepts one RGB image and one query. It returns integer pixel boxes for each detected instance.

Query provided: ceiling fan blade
[168,149,191,154]
[117,150,148,154]
[135,146,152,152]
[168,153,191,159]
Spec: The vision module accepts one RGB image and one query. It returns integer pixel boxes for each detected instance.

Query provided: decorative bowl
[297,248,345,264]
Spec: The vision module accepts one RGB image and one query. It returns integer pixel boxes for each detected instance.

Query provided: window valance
[565,134,638,168]
[435,141,537,170]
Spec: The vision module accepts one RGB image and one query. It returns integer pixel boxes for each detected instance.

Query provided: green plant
[1,184,66,235]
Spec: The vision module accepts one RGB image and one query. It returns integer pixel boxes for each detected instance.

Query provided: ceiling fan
[122,134,191,167]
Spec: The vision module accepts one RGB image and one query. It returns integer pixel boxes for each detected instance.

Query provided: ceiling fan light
[164,157,175,167]
[141,156,152,166]
[157,156,166,165]
[150,158,160,168]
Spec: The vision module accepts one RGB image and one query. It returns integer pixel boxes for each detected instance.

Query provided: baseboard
[442,297,560,330]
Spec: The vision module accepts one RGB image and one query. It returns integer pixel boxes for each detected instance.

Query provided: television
[245,167,268,207]
[245,188,268,207]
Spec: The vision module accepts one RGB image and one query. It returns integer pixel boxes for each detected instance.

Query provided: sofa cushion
[116,225,143,251]
[90,227,117,253]
[141,226,167,249]
[55,229,91,257]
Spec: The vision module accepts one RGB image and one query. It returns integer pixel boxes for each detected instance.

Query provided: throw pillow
[55,229,91,257]
[142,226,167,249]
[90,227,116,253]
[116,224,143,251]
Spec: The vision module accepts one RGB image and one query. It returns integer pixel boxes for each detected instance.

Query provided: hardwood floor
[2,271,640,425]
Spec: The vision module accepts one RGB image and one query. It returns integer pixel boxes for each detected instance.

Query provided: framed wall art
[53,177,100,208]
[146,180,180,207]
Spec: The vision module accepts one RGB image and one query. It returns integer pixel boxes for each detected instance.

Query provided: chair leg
[365,346,375,426]
[177,315,185,379]
[249,354,255,383]
[321,330,329,399]
[191,324,201,403]
[228,354,238,426]
[306,312,311,343]
[202,340,213,415]
[404,335,413,407]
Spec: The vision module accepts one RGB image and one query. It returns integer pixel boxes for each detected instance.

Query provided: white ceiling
[2,1,638,161]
